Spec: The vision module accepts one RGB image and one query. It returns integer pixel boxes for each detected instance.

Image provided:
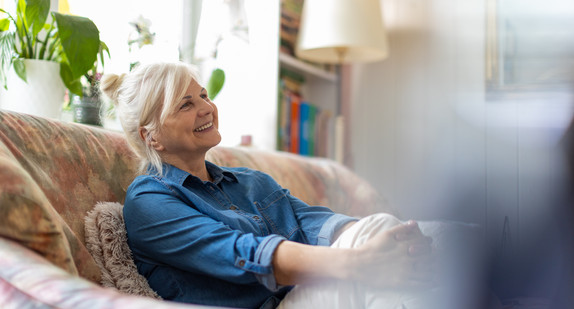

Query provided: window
[67,0,183,74]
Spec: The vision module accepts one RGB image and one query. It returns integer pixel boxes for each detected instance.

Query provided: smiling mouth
[194,122,213,132]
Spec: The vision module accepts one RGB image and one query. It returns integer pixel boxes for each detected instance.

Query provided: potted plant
[70,43,110,126]
[0,0,103,119]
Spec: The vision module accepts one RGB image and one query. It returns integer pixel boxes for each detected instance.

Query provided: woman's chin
[209,132,222,148]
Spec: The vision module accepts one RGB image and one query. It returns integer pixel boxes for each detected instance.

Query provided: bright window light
[67,0,183,74]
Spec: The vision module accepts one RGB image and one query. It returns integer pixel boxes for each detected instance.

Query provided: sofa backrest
[0,110,393,280]
[207,147,391,217]
[0,111,139,282]
[0,111,138,238]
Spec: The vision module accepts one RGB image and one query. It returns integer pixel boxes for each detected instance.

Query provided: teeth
[194,122,213,132]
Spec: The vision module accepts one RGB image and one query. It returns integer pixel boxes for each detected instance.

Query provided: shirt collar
[157,161,238,185]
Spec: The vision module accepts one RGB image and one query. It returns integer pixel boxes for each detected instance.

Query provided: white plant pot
[0,59,66,120]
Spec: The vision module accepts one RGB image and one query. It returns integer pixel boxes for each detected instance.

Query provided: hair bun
[100,73,126,105]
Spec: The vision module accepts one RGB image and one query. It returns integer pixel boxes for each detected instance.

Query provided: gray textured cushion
[85,202,161,299]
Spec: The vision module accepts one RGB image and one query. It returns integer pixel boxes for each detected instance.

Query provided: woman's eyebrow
[181,95,192,101]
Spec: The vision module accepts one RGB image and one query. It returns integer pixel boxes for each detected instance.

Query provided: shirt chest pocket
[254,189,301,240]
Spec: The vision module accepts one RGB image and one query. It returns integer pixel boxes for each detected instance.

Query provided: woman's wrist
[335,248,358,281]
[273,241,357,285]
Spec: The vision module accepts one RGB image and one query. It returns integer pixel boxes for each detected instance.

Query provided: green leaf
[17,0,26,18]
[25,0,50,37]
[14,58,26,82]
[15,0,26,42]
[53,12,100,79]
[0,19,10,31]
[59,62,82,96]
[206,68,225,100]
[0,31,14,60]
[98,41,110,68]
[0,31,15,88]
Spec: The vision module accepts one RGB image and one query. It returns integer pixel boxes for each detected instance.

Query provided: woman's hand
[350,221,435,289]
[273,219,434,289]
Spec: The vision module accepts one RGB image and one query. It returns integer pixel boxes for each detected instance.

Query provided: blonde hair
[100,62,200,175]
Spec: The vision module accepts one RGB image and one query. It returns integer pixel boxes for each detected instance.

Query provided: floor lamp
[295,0,389,165]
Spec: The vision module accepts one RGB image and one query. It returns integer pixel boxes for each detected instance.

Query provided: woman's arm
[272,220,433,289]
[124,178,287,289]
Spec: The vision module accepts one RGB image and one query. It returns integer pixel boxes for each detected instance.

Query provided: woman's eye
[180,101,193,110]
[200,93,209,100]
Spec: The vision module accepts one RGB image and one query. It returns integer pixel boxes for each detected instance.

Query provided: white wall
[352,0,485,221]
[350,0,574,254]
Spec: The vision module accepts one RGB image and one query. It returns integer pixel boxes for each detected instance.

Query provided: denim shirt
[123,162,357,309]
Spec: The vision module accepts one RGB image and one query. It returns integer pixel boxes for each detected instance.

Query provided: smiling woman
[99,62,198,175]
[96,61,441,309]
[149,78,221,178]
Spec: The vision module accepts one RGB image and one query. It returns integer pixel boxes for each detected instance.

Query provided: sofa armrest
[0,237,223,309]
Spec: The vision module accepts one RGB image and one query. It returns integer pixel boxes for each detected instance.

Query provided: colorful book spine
[299,102,310,156]
[280,0,304,56]
[314,109,332,158]
[289,95,301,154]
[277,80,290,152]
[308,104,317,156]
[278,67,332,157]
[278,68,304,153]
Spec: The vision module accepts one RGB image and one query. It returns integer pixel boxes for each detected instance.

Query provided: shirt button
[238,260,246,267]
[230,205,238,210]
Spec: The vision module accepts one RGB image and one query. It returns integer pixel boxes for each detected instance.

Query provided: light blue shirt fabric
[123,162,357,309]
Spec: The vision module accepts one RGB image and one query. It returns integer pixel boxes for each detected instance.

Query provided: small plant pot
[72,95,102,126]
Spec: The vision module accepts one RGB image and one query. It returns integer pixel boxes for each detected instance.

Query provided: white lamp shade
[296,0,389,64]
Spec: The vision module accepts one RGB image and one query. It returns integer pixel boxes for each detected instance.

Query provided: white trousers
[277,213,479,309]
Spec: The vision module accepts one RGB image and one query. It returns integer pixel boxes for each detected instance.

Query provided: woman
[100,61,434,309]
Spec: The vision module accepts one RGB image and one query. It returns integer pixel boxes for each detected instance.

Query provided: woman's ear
[138,127,148,143]
[139,127,164,151]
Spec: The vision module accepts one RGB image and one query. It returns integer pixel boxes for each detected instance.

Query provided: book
[280,0,304,56]
[278,68,304,153]
[277,68,332,158]
[308,104,317,156]
[299,102,310,156]
[289,94,301,154]
[276,79,288,151]
[314,109,332,158]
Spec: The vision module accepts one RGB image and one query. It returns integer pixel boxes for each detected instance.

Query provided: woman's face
[153,78,221,160]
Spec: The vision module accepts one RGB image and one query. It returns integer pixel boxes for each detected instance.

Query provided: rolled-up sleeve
[316,213,358,246]
[239,234,286,291]
[124,180,287,291]
[286,193,358,246]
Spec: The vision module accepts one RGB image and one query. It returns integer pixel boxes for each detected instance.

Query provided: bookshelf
[277,0,341,160]
[278,53,338,82]
[277,55,340,158]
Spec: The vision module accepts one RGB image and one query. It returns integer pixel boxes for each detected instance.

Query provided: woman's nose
[197,100,215,117]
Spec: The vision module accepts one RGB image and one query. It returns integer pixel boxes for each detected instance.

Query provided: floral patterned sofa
[0,110,394,308]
